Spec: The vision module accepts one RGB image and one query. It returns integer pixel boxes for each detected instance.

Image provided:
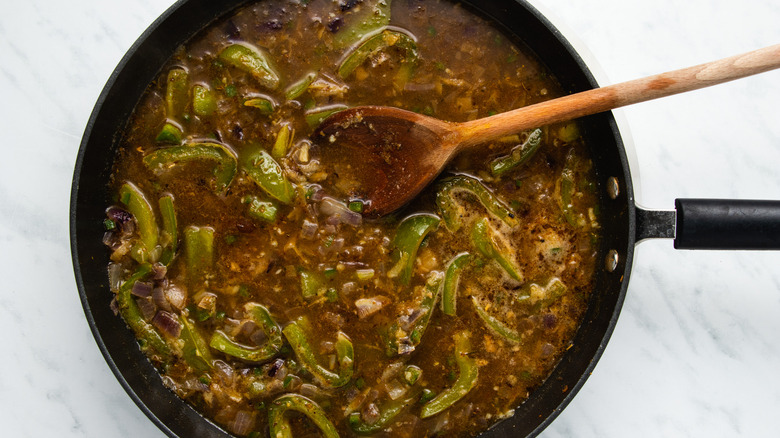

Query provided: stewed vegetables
[103,1,601,437]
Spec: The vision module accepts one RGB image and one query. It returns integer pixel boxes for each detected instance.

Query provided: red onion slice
[152,311,182,338]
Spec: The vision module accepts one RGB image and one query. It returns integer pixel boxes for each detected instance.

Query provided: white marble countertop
[2,0,780,436]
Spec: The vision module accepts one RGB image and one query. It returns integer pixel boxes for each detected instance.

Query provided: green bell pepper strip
[435,175,517,232]
[244,149,295,204]
[471,296,522,343]
[382,271,443,356]
[209,303,283,362]
[155,121,183,145]
[243,96,275,114]
[243,195,278,223]
[348,392,420,435]
[337,30,418,89]
[179,314,213,373]
[282,317,354,388]
[521,277,567,307]
[192,84,217,116]
[184,226,214,289]
[386,214,440,285]
[470,217,522,282]
[218,43,280,90]
[420,331,478,418]
[559,148,586,227]
[165,67,189,117]
[489,128,543,177]
[271,124,294,159]
[441,252,472,316]
[143,142,238,194]
[158,194,177,266]
[119,182,159,264]
[284,72,316,101]
[333,0,391,49]
[305,104,348,128]
[268,394,340,438]
[298,267,325,299]
[116,264,171,359]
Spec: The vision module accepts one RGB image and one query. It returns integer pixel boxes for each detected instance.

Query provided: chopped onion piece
[152,310,182,338]
[229,411,255,436]
[165,285,187,311]
[137,296,157,321]
[131,281,153,298]
[319,196,362,227]
[355,296,390,319]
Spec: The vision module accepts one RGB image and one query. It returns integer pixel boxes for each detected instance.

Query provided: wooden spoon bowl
[313,44,780,218]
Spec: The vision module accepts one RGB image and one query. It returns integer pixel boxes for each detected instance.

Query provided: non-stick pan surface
[71,0,636,436]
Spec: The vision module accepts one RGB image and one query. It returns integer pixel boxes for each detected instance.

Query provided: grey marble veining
[2,0,780,437]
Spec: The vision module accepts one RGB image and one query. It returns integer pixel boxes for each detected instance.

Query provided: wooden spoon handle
[456,44,780,148]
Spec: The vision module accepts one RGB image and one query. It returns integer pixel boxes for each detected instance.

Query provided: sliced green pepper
[179,314,213,373]
[333,0,392,49]
[119,182,159,264]
[209,303,283,362]
[382,271,443,356]
[165,67,189,117]
[243,195,278,223]
[243,96,275,114]
[218,43,280,90]
[305,104,348,128]
[116,264,171,359]
[386,213,440,285]
[420,331,478,418]
[298,267,326,299]
[471,296,522,343]
[560,148,586,227]
[348,392,420,435]
[244,148,295,204]
[521,277,568,308]
[489,128,543,177]
[143,142,238,194]
[268,394,339,438]
[272,124,294,159]
[282,316,354,388]
[435,175,517,232]
[155,121,183,145]
[441,252,471,316]
[338,30,418,89]
[184,226,214,289]
[158,194,177,266]
[284,72,316,101]
[192,84,217,117]
[470,217,522,281]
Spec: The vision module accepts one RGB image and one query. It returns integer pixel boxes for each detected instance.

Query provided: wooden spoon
[313,44,780,217]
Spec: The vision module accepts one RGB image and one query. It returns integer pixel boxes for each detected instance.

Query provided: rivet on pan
[605,250,619,272]
[606,177,619,200]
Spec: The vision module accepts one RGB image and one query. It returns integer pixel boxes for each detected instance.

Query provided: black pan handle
[636,199,780,249]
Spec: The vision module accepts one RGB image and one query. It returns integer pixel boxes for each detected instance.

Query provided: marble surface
[2,0,780,436]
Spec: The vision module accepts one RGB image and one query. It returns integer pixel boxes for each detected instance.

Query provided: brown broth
[106,1,601,437]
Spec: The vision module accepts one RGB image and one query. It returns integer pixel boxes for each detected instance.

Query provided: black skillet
[69,0,780,436]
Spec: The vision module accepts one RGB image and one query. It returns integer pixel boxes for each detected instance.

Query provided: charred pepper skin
[420,330,479,418]
[282,316,354,388]
[119,182,159,264]
[209,303,283,363]
[441,252,472,316]
[348,392,421,435]
[143,142,238,194]
[115,264,171,359]
[268,394,340,438]
[387,213,441,285]
[489,128,543,177]
[435,175,517,232]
